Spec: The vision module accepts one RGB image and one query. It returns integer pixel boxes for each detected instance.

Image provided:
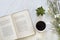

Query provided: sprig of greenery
[47,0,60,40]
[36,6,45,16]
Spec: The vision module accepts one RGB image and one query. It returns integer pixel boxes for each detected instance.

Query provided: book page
[0,33,2,40]
[12,10,35,38]
[0,15,17,40]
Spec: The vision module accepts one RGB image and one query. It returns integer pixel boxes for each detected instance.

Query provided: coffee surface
[36,21,46,31]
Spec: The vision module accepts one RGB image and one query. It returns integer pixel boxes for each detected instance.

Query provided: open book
[0,10,35,40]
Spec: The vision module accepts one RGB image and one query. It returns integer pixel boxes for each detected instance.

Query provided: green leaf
[36,6,45,16]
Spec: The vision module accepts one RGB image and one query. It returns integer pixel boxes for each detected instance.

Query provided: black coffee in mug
[36,21,46,31]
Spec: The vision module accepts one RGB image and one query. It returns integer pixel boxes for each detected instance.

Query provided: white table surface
[0,0,48,23]
[0,0,58,40]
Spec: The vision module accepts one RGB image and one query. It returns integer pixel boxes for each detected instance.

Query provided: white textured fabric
[0,0,58,40]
